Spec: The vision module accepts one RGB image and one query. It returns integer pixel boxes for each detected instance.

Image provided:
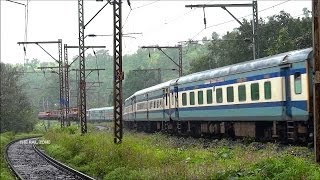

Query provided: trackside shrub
[41,130,320,179]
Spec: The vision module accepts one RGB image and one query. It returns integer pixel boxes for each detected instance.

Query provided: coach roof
[125,48,313,101]
[88,107,113,111]
[176,48,313,85]
[127,80,175,99]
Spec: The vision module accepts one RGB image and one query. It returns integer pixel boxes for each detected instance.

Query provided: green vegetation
[0,132,43,180]
[0,63,38,133]
[41,128,320,179]
[188,9,312,74]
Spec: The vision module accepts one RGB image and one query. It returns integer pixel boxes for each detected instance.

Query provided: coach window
[182,93,187,106]
[166,93,168,106]
[251,83,260,100]
[216,88,223,103]
[294,72,302,94]
[190,92,195,105]
[238,85,246,102]
[198,91,204,105]
[264,81,272,99]
[227,86,234,102]
[207,89,213,104]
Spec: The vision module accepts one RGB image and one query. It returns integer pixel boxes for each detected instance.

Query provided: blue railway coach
[87,107,113,122]
[124,48,316,142]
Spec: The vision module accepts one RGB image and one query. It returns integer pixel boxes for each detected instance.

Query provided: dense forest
[0,9,312,132]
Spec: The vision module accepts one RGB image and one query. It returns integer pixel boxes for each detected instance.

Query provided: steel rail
[5,137,95,180]
[32,144,95,180]
[4,136,42,180]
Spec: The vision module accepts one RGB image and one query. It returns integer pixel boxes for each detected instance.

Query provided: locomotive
[37,107,79,121]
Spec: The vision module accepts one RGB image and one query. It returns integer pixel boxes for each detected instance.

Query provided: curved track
[5,137,94,180]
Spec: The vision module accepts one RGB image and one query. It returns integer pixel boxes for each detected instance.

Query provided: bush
[41,131,320,179]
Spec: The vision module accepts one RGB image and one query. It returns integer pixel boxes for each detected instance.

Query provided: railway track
[5,137,94,180]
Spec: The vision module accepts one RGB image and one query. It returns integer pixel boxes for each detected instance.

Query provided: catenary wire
[190,0,291,40]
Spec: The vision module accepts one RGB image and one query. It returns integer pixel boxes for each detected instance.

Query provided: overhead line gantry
[185,1,259,60]
[78,0,127,142]
[140,45,183,77]
[64,45,105,126]
[17,40,65,127]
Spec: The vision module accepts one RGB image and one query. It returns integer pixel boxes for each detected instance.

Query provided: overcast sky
[0,0,312,64]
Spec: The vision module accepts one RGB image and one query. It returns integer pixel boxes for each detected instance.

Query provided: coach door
[131,97,136,121]
[146,94,149,121]
[174,86,179,119]
[280,60,292,120]
[306,53,315,116]
[163,88,170,121]
[162,89,166,120]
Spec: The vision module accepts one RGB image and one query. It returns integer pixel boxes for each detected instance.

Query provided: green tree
[123,68,159,99]
[0,63,37,132]
[189,9,312,74]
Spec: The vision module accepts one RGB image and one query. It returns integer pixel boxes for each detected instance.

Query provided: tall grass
[41,128,320,180]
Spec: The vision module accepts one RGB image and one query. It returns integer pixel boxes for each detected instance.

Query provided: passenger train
[87,107,114,122]
[123,48,316,142]
[38,48,316,142]
[38,107,113,122]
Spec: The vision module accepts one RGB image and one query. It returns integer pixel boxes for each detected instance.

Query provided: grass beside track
[0,132,44,180]
[40,126,320,180]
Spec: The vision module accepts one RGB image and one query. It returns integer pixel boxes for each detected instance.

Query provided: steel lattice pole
[178,45,183,77]
[113,0,124,144]
[252,0,259,59]
[64,44,70,126]
[58,39,65,127]
[313,0,320,163]
[78,0,87,134]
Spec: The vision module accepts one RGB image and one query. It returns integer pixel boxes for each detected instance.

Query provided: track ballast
[5,137,94,180]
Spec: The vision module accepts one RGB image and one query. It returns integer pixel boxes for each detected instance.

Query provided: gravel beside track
[6,138,93,180]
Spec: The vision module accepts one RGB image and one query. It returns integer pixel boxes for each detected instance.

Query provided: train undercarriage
[124,119,314,144]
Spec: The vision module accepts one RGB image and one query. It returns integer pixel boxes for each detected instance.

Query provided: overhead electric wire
[189,0,291,40]
[92,48,101,86]
[132,0,160,10]
[136,0,213,43]
[164,8,196,25]
[122,9,132,28]
[122,0,160,28]
[184,11,307,57]
[235,12,308,39]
